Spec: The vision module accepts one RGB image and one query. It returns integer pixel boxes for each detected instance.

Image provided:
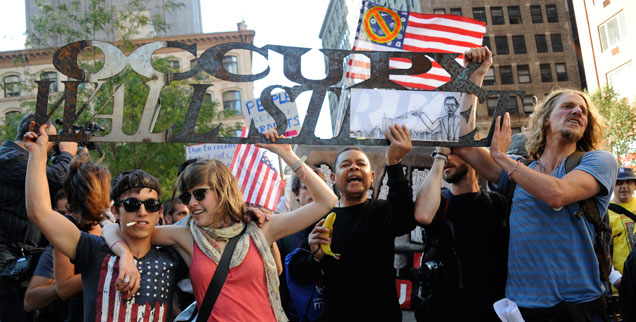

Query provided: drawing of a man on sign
[349,88,461,142]
[242,91,301,137]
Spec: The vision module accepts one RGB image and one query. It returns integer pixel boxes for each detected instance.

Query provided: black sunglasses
[178,188,214,205]
[118,198,162,213]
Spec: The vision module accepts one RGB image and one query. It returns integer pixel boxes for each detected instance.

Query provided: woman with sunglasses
[105,130,337,321]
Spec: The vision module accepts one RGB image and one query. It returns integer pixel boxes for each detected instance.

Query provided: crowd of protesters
[0,45,634,322]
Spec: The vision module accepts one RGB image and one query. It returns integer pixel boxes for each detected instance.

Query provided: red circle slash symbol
[363,6,402,44]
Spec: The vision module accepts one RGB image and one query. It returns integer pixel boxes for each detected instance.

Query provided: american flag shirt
[74,233,183,322]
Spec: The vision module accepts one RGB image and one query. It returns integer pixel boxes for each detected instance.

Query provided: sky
[0,0,335,138]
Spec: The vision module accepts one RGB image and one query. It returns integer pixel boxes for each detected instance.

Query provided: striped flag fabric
[230,128,284,211]
[346,1,486,90]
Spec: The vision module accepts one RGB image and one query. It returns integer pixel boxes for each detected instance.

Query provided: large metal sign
[34,40,522,146]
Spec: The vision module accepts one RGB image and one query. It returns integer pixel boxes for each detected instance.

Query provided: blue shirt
[497,150,617,308]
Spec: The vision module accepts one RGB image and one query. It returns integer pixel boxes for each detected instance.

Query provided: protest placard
[185,143,237,167]
[242,91,301,137]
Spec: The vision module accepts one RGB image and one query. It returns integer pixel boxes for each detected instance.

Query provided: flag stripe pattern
[347,1,486,90]
[230,128,283,211]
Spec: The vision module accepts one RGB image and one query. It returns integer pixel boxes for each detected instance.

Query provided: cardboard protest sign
[242,91,301,137]
[350,88,462,142]
[185,143,237,167]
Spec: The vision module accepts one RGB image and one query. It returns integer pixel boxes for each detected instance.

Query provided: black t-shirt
[422,190,508,322]
[73,233,182,322]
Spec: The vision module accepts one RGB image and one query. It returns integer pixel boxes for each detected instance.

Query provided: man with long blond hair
[454,47,618,321]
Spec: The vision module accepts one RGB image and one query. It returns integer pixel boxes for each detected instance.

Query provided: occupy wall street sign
[34,40,522,147]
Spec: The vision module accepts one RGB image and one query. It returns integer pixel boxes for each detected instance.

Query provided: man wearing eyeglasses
[24,124,184,322]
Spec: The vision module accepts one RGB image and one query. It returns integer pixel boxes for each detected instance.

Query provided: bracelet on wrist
[290,155,307,172]
[109,240,125,252]
[431,151,448,164]
[508,160,521,181]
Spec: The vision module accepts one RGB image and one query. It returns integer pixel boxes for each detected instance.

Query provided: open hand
[490,113,512,160]
[385,124,412,165]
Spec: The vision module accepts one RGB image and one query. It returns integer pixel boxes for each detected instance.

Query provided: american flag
[346,1,486,90]
[230,128,284,211]
[94,254,175,322]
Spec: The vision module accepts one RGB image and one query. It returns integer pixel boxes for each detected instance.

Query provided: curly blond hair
[523,88,606,160]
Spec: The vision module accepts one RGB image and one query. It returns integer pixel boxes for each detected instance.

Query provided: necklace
[536,159,547,174]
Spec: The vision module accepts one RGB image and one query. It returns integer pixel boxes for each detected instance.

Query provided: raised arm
[384,124,416,235]
[453,46,502,182]
[256,131,338,244]
[414,148,448,225]
[24,125,81,260]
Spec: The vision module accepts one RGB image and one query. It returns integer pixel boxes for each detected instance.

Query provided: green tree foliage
[1,0,241,196]
[590,85,636,166]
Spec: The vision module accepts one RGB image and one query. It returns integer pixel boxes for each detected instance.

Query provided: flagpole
[278,155,284,180]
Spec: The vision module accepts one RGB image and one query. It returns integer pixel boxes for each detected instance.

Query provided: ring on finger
[123,276,130,283]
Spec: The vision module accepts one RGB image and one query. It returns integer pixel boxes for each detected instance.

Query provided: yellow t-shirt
[609,198,636,273]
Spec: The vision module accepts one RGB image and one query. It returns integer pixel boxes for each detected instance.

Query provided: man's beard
[443,165,469,184]
[560,127,583,142]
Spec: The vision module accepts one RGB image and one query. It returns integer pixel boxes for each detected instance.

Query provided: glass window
[450,8,462,16]
[555,63,568,81]
[508,6,522,24]
[535,34,548,53]
[512,35,527,54]
[517,65,531,83]
[223,56,238,74]
[500,65,514,84]
[482,36,491,51]
[607,61,635,98]
[495,36,509,55]
[507,95,519,115]
[473,7,487,24]
[599,11,627,51]
[530,5,543,23]
[41,71,58,92]
[433,8,445,14]
[491,7,504,25]
[487,96,499,116]
[540,63,553,82]
[3,75,20,97]
[522,95,536,113]
[168,59,180,71]
[546,5,558,23]
[222,90,241,113]
[550,34,563,52]
[484,67,496,86]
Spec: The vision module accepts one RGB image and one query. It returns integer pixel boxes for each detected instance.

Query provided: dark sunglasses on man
[178,188,214,205]
[117,198,162,213]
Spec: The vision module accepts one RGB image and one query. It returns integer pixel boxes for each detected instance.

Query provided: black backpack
[505,151,613,294]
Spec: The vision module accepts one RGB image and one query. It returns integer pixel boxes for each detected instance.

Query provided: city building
[25,0,203,48]
[0,22,254,127]
[571,0,635,101]
[418,0,584,136]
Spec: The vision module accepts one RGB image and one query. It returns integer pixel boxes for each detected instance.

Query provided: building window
[535,34,548,53]
[508,6,522,24]
[491,7,504,25]
[473,7,487,24]
[41,71,58,92]
[522,95,536,113]
[450,8,462,16]
[530,5,543,23]
[3,75,20,97]
[222,90,241,113]
[546,5,558,23]
[168,59,180,71]
[512,35,527,54]
[500,65,514,84]
[433,8,445,14]
[599,11,627,52]
[482,36,491,51]
[484,67,496,85]
[487,96,499,116]
[508,95,520,115]
[607,61,634,98]
[555,63,568,81]
[495,36,509,55]
[517,65,531,83]
[223,56,238,74]
[540,63,553,82]
[550,34,563,52]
